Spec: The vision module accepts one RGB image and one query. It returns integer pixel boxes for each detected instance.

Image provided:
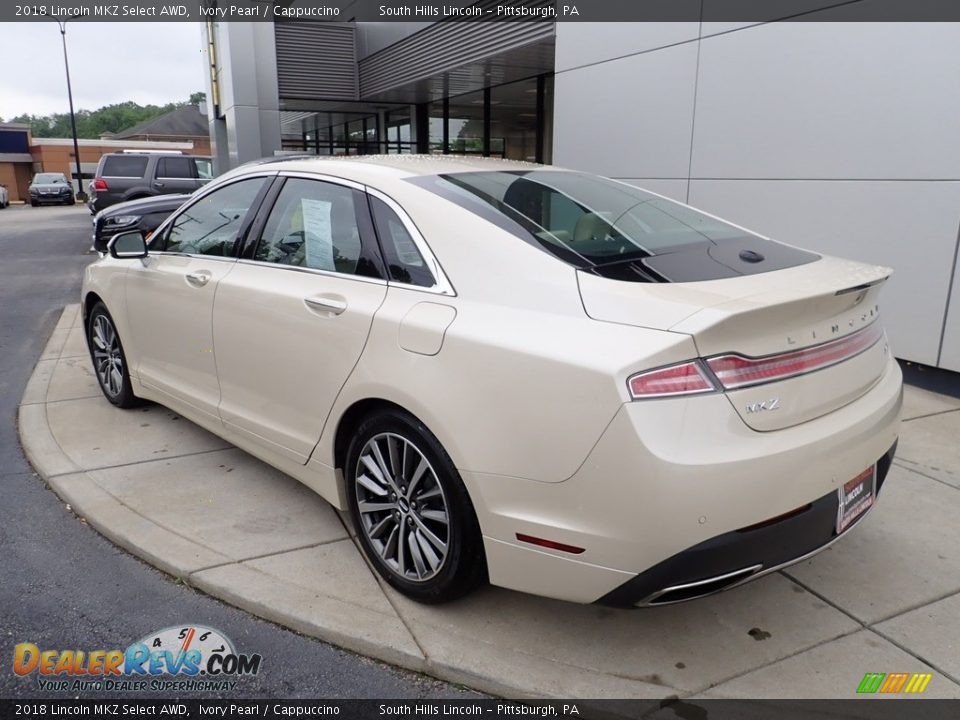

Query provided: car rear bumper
[468,354,902,604]
[596,440,896,607]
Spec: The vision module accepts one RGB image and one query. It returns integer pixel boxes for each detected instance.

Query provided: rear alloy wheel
[87,302,140,408]
[346,410,485,603]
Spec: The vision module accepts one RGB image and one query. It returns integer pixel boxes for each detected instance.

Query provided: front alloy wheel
[346,409,485,603]
[87,302,140,408]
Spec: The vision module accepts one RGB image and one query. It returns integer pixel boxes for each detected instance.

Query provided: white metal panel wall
[552,40,699,180]
[551,20,960,370]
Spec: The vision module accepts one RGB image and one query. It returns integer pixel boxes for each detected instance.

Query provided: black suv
[29,173,75,206]
[91,193,190,254]
[88,151,212,213]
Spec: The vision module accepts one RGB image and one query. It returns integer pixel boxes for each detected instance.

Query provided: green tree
[12,93,205,139]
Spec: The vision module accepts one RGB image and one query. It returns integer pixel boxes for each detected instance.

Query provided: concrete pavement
[20,304,960,699]
[1,205,478,701]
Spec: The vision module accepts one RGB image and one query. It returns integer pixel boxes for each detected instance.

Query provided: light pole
[56,17,87,202]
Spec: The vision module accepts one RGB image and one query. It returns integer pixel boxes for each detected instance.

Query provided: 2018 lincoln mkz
[81,156,901,606]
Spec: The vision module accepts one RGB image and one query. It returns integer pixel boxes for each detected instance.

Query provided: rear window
[408,171,818,283]
[101,156,149,178]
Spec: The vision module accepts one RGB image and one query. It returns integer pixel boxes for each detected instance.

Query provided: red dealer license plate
[837,465,876,534]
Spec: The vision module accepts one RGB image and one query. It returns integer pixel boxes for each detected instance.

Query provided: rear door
[212,175,388,463]
[153,156,201,196]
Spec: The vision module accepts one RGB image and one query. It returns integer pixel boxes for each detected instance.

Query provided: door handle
[304,296,347,315]
[185,270,212,287]
[153,181,165,188]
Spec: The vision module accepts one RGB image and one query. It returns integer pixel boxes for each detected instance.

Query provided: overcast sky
[0,22,205,120]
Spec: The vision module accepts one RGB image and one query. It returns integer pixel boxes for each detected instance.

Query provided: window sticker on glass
[300,198,335,271]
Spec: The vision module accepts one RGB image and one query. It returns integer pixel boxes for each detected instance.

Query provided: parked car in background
[88,151,213,214]
[29,173,75,206]
[0,184,9,208]
[81,156,901,607]
[91,193,190,254]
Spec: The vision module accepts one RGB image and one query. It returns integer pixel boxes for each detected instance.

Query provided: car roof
[234,154,558,185]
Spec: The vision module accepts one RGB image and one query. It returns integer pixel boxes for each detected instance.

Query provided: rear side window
[156,157,194,179]
[101,156,148,178]
[253,178,382,279]
[369,196,434,288]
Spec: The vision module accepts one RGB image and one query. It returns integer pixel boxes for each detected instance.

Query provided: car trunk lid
[578,255,893,430]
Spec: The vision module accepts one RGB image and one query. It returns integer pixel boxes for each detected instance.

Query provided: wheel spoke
[419,509,448,524]
[382,524,399,562]
[356,472,388,497]
[407,529,427,578]
[416,530,442,571]
[368,514,393,540]
[405,458,429,499]
[387,435,402,479]
[415,486,442,502]
[110,367,123,395]
[412,513,447,553]
[397,523,406,575]
[358,500,394,514]
[360,454,390,487]
[92,325,108,351]
[369,440,397,490]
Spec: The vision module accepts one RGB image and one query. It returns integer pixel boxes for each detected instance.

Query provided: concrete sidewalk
[18,305,960,699]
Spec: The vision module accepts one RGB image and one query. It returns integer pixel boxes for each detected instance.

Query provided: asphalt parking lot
[5,203,960,700]
[0,204,479,700]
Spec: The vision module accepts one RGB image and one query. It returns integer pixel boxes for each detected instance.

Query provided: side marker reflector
[516,533,585,555]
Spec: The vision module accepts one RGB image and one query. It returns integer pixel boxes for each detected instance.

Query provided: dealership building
[201,18,960,373]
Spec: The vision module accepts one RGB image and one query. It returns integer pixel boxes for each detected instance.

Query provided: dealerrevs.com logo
[13,625,262,693]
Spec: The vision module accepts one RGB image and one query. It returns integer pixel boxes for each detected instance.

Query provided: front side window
[159,177,266,256]
[156,157,194,179]
[369,197,434,288]
[254,178,380,278]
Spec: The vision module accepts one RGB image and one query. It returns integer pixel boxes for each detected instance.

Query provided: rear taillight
[628,361,716,399]
[627,322,884,400]
[706,322,884,390]
[92,178,108,191]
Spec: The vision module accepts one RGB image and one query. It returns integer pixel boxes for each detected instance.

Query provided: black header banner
[3,0,960,23]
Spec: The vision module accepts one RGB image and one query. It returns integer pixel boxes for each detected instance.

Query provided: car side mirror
[109,231,148,259]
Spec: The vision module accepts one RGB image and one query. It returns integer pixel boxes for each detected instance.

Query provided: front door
[124,176,270,420]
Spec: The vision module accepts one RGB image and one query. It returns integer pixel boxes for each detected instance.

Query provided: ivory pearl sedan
[82,155,900,605]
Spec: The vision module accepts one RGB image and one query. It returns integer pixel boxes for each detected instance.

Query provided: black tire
[67,198,76,206]
[345,408,486,603]
[86,302,141,409]
[30,199,38,207]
